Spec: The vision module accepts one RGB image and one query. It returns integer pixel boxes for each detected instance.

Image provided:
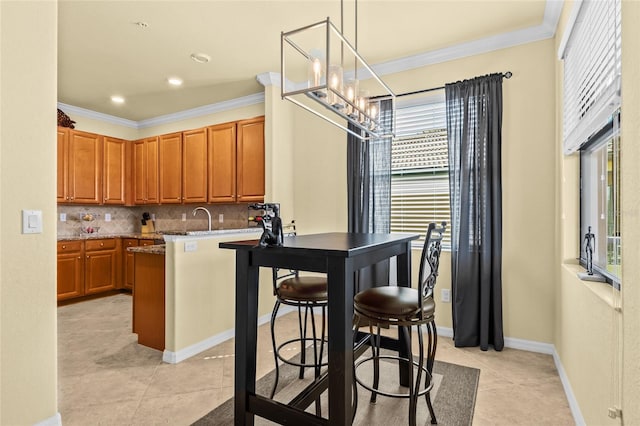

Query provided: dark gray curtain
[445,74,504,351]
[347,99,393,290]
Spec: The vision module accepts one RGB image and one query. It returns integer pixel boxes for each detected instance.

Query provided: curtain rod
[374,71,513,100]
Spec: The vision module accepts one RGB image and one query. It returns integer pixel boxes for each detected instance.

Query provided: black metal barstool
[353,222,446,426]
[269,230,328,414]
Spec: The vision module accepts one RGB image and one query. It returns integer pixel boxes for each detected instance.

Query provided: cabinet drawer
[85,238,117,251]
[123,238,139,248]
[57,240,83,253]
[140,239,155,247]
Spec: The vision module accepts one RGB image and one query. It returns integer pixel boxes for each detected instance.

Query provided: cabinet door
[208,122,237,203]
[122,238,139,290]
[68,130,102,204]
[103,136,126,204]
[236,117,265,202]
[145,137,160,204]
[182,128,208,203]
[57,128,69,203]
[159,132,183,204]
[85,249,117,294]
[133,140,146,204]
[134,137,159,204]
[57,241,84,301]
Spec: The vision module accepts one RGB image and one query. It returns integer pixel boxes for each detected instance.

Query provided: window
[580,111,621,285]
[560,0,622,285]
[391,95,450,247]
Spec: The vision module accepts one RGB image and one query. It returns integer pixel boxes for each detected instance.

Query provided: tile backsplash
[57,204,251,237]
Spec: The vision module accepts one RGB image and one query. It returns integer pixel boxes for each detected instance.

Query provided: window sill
[562,261,617,309]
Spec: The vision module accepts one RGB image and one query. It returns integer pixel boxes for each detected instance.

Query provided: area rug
[194,350,479,426]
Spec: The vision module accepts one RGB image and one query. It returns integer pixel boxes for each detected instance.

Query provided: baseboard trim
[552,348,586,426]
[162,305,297,364]
[432,326,584,425]
[34,412,61,426]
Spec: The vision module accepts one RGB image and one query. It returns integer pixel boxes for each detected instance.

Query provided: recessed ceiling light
[190,53,211,64]
[111,95,125,104]
[167,77,183,86]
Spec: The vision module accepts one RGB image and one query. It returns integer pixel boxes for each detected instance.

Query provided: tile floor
[57,294,573,425]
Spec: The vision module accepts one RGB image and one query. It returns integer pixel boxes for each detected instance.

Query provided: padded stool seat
[277,276,328,302]
[354,287,435,321]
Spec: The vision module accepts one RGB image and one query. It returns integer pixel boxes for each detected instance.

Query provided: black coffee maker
[248,203,283,247]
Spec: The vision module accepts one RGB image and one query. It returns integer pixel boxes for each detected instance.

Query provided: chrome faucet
[192,207,212,232]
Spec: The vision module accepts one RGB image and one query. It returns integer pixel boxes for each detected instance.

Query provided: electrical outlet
[151,214,156,221]
[182,213,187,221]
[104,213,111,222]
[60,213,67,222]
[184,241,198,252]
[219,214,224,223]
[441,289,451,303]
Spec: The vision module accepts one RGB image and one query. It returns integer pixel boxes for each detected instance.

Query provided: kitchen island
[160,228,276,363]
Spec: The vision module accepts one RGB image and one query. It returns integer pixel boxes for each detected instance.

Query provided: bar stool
[269,229,328,413]
[353,222,446,426]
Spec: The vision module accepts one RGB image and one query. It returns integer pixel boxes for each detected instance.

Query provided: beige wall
[620,1,640,424]
[552,1,640,424]
[284,39,557,343]
[164,234,274,353]
[0,1,59,424]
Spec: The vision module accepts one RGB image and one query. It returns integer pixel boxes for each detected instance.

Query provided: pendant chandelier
[280,0,396,141]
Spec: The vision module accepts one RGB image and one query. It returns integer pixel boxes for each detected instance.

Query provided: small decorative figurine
[584,226,595,275]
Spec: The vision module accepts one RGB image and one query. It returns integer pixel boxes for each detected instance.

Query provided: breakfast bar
[220,232,419,425]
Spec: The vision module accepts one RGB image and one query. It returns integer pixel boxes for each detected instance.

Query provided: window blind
[561,0,621,154]
[391,99,450,247]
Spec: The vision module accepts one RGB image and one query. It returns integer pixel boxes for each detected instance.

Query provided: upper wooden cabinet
[183,128,209,203]
[134,137,159,204]
[208,122,237,203]
[58,129,102,204]
[57,128,69,203]
[103,136,127,204]
[236,117,265,203]
[159,132,183,204]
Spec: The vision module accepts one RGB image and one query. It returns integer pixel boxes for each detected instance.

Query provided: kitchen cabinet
[208,122,237,203]
[122,238,155,290]
[57,241,84,301]
[134,137,159,204]
[236,117,265,202]
[133,251,165,351]
[85,238,120,295]
[159,132,183,204]
[57,128,69,202]
[58,129,103,204]
[182,128,208,203]
[103,136,127,204]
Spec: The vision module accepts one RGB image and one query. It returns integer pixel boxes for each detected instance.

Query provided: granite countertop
[57,233,164,241]
[127,244,166,255]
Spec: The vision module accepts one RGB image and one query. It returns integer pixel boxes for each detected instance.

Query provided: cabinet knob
[62,245,66,249]
[86,255,89,259]
[78,256,81,259]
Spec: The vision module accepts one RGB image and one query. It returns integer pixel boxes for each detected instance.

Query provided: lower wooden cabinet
[57,238,123,301]
[57,241,85,301]
[122,238,155,290]
[132,251,165,351]
[85,238,119,295]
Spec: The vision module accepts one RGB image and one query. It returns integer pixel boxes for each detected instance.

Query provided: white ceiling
[58,0,552,122]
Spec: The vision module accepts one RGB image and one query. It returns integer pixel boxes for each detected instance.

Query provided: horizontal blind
[563,0,621,154]
[391,99,450,247]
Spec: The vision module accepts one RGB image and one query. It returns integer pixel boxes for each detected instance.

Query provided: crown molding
[256,72,281,88]
[137,92,264,129]
[373,0,563,76]
[57,102,139,128]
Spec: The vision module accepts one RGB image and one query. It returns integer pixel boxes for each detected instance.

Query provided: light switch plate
[218,214,224,223]
[184,241,197,252]
[182,213,187,221]
[441,289,451,303]
[104,213,111,222]
[60,213,67,222]
[22,210,43,234]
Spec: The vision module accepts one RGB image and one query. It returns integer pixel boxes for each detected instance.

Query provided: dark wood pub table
[220,232,419,425]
